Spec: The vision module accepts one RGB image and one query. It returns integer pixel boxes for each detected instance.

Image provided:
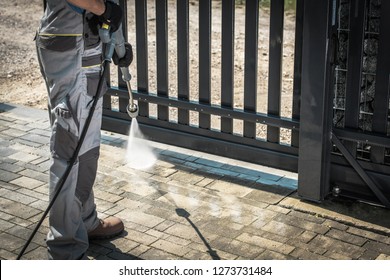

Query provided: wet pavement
[0,103,389,260]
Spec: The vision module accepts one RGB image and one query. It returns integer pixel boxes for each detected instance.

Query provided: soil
[0,0,296,140]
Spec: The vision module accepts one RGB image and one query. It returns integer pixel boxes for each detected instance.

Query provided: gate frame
[101,0,390,208]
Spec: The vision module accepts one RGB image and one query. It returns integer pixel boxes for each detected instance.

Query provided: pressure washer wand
[99,6,138,118]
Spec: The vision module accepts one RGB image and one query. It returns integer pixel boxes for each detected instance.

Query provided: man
[36,0,132,259]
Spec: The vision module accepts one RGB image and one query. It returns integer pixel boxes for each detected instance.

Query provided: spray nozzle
[127,103,138,118]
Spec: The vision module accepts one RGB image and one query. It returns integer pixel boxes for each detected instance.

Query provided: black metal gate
[102,0,390,208]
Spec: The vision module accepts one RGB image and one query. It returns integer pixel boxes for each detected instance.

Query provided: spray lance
[99,2,138,118]
[16,2,135,260]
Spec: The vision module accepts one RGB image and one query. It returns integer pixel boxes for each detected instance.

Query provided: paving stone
[13,138,44,148]
[117,209,164,228]
[0,248,17,260]
[107,236,139,253]
[363,241,390,255]
[14,161,48,173]
[144,206,179,222]
[274,214,330,234]
[227,166,283,181]
[286,239,328,255]
[120,181,161,198]
[28,200,51,212]
[347,227,390,244]
[325,228,368,246]
[94,198,117,213]
[0,187,37,205]
[17,168,49,183]
[323,251,353,260]
[30,157,49,166]
[261,220,304,238]
[266,204,291,214]
[309,235,365,259]
[184,249,214,260]
[196,177,215,187]
[0,198,41,220]
[127,244,151,258]
[288,210,325,224]
[358,249,381,260]
[29,128,51,137]
[206,180,254,198]
[256,250,295,260]
[249,209,280,228]
[199,220,243,239]
[275,177,298,189]
[1,128,27,138]
[376,253,390,260]
[108,250,139,260]
[0,170,21,182]
[146,228,171,240]
[322,219,349,231]
[150,239,191,257]
[9,176,45,190]
[237,233,295,255]
[0,232,24,252]
[0,218,15,231]
[0,162,25,173]
[88,243,114,255]
[294,231,318,244]
[94,189,123,203]
[140,247,180,260]
[6,225,46,246]
[289,248,329,260]
[8,152,41,163]
[124,229,159,246]
[22,246,48,260]
[168,170,205,185]
[0,146,19,158]
[165,222,206,242]
[244,184,294,204]
[210,237,264,259]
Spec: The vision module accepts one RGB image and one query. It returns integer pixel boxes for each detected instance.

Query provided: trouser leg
[37,38,104,260]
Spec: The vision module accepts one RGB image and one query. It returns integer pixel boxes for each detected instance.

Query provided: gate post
[297,0,335,202]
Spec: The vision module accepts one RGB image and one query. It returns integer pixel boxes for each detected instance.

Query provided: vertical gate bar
[267,0,284,143]
[177,0,190,125]
[156,0,169,121]
[371,0,390,164]
[291,0,304,148]
[199,0,211,129]
[298,0,333,202]
[344,0,367,158]
[243,0,259,139]
[135,0,149,117]
[221,0,235,134]
[118,0,128,113]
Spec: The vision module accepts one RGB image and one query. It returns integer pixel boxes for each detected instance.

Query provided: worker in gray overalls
[35,0,132,259]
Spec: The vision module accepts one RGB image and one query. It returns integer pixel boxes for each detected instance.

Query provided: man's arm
[67,0,106,15]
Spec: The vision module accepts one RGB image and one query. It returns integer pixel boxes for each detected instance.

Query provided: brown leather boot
[88,217,124,240]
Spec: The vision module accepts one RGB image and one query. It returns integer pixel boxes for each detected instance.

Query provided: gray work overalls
[36,0,107,259]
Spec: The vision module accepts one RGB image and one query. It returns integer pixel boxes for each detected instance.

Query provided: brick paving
[0,103,389,260]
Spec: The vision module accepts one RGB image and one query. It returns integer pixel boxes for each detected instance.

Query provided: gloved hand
[112,42,133,67]
[99,0,123,32]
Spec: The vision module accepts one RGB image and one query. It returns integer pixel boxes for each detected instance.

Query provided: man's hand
[112,43,133,67]
[98,1,123,32]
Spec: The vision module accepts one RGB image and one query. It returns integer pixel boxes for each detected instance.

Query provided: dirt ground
[0,0,296,140]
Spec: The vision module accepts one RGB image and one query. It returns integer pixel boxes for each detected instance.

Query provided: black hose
[16,60,110,260]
